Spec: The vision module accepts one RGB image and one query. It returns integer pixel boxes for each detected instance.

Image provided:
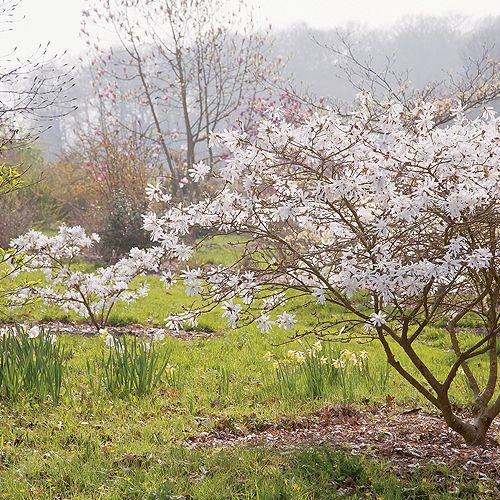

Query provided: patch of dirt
[185,405,500,484]
[0,321,218,340]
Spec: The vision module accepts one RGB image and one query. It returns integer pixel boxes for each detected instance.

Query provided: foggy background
[5,0,500,158]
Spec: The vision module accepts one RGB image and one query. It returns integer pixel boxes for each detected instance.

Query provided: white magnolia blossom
[165,311,198,331]
[146,181,163,202]
[11,226,163,332]
[146,181,172,203]
[257,314,273,334]
[142,95,498,337]
[181,267,203,296]
[276,312,297,330]
[221,300,243,328]
[369,312,387,327]
[160,270,177,289]
[188,161,211,182]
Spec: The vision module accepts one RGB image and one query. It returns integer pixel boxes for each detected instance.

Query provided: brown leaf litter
[185,405,500,485]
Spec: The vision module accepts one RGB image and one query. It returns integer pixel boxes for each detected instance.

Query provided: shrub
[10,225,162,332]
[0,146,56,248]
[98,190,151,261]
[61,121,156,259]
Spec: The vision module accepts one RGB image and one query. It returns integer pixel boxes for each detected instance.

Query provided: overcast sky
[5,0,500,59]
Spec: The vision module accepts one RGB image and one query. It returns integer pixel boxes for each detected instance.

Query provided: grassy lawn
[0,237,497,498]
[0,327,493,498]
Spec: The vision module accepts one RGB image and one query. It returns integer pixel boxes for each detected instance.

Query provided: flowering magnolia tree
[144,95,499,445]
[11,226,162,332]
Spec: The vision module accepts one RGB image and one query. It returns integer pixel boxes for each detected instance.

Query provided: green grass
[0,327,494,497]
[0,236,496,497]
[0,443,490,499]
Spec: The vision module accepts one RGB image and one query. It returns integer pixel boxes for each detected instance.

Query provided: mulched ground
[185,405,500,486]
[0,320,217,340]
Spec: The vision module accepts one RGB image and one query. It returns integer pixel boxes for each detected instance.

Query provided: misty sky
[5,0,500,59]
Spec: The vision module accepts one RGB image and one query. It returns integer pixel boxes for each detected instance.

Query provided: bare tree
[0,1,75,148]
[319,29,500,125]
[82,0,278,196]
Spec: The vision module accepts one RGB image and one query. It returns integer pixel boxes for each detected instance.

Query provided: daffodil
[295,352,306,364]
[312,341,322,351]
[341,349,355,361]
[28,325,41,338]
[165,363,176,375]
[332,358,344,369]
[351,354,362,366]
[263,351,274,361]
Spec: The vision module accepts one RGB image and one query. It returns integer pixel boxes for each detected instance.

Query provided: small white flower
[312,288,326,304]
[28,325,41,338]
[369,312,387,327]
[145,181,164,202]
[257,314,273,334]
[161,271,177,288]
[373,218,389,237]
[221,300,242,328]
[152,331,165,341]
[276,312,297,330]
[467,248,492,270]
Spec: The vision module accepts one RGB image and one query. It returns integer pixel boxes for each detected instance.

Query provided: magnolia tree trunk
[441,404,496,446]
[382,325,499,447]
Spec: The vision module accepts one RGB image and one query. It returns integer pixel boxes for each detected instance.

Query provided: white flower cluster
[11,226,163,331]
[143,95,498,335]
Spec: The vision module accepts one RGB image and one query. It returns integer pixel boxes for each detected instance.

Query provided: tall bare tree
[82,0,278,196]
[320,29,500,124]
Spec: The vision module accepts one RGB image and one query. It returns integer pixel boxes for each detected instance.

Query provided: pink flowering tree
[11,226,162,332]
[144,95,499,445]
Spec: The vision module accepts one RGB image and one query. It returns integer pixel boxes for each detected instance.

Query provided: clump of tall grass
[265,341,389,402]
[0,325,65,401]
[87,331,177,397]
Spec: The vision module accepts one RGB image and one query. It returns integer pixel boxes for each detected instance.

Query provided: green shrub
[99,191,150,262]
